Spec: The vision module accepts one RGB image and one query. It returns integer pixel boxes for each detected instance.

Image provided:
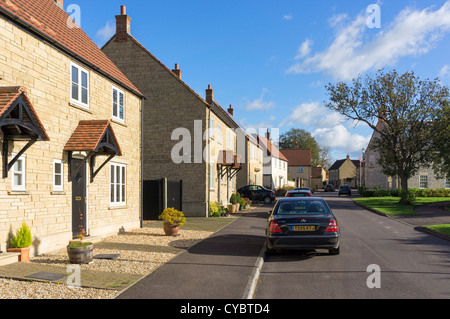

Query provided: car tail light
[269,220,282,234]
[308,193,311,197]
[286,193,291,197]
[325,219,338,233]
[271,191,275,195]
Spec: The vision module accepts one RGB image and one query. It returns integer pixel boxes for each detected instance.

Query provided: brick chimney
[172,64,182,80]
[115,5,131,43]
[54,0,63,8]
[206,85,214,104]
[227,105,234,116]
[266,129,271,141]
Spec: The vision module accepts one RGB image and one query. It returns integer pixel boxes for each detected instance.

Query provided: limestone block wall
[0,17,141,255]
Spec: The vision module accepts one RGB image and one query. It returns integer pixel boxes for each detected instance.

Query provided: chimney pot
[228,104,234,116]
[172,64,182,80]
[121,5,127,15]
[206,85,214,104]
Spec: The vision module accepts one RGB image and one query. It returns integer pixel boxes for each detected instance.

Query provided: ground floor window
[445,178,450,189]
[53,159,64,191]
[110,163,126,205]
[419,175,428,189]
[11,154,26,191]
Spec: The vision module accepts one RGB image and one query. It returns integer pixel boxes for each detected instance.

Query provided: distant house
[329,155,361,188]
[311,166,328,190]
[364,121,450,190]
[279,149,312,188]
[253,130,288,190]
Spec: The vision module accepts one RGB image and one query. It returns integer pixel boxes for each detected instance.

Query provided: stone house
[329,155,361,188]
[235,129,264,190]
[102,6,241,216]
[364,123,450,190]
[279,149,312,188]
[253,130,288,190]
[0,0,144,256]
[311,166,328,190]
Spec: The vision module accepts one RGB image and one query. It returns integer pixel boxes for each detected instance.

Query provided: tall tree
[325,70,449,204]
[279,128,330,167]
[431,101,450,179]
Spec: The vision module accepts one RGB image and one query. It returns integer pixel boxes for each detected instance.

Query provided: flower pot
[7,247,31,262]
[227,204,235,214]
[163,222,180,236]
[236,203,240,211]
[67,243,94,264]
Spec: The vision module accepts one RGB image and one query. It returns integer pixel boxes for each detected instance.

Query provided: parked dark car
[238,185,276,204]
[338,185,352,196]
[266,197,340,255]
[286,190,312,197]
[324,184,335,192]
[295,187,314,194]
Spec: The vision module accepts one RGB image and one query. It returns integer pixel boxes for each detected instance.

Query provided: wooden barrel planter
[67,242,94,264]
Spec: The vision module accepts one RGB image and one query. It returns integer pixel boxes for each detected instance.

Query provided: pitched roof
[0,86,50,141]
[254,134,288,162]
[64,120,122,156]
[329,158,360,170]
[279,149,311,166]
[0,0,142,97]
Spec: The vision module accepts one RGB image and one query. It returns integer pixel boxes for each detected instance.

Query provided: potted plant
[239,197,247,210]
[230,193,240,211]
[8,222,32,262]
[67,229,94,264]
[159,207,186,236]
[244,197,251,208]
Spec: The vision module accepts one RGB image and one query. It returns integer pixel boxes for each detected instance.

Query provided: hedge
[358,186,450,198]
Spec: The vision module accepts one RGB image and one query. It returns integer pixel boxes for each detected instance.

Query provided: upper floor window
[71,62,89,108]
[112,86,125,122]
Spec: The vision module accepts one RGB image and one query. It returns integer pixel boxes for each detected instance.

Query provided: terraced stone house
[0,0,144,257]
[102,6,242,217]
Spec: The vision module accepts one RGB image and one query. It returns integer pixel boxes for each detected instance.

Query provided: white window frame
[70,62,89,109]
[11,154,26,191]
[209,117,214,139]
[419,175,428,189]
[112,86,125,122]
[217,123,222,144]
[445,178,450,189]
[110,163,126,206]
[209,163,215,190]
[53,159,64,191]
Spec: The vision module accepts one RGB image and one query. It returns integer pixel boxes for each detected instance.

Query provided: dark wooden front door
[71,158,87,238]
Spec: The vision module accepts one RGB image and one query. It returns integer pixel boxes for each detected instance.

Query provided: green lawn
[353,197,450,216]
[424,224,450,236]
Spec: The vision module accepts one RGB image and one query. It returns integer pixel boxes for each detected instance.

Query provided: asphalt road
[254,192,450,299]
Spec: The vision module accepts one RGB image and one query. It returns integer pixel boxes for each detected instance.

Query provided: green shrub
[10,222,32,248]
[275,185,295,197]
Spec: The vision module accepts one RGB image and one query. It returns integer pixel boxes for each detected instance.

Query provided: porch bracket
[2,138,36,179]
[90,153,115,183]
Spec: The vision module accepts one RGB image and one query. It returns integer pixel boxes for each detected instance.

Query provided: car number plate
[293,226,316,231]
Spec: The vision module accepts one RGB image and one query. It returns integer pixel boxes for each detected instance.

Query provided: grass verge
[353,197,450,216]
[424,224,450,236]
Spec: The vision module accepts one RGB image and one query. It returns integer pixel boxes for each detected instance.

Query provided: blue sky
[65,0,450,163]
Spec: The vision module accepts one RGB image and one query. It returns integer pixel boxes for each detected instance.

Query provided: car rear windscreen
[275,200,330,215]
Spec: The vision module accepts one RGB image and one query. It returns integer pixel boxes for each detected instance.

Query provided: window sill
[111,118,127,127]
[8,190,29,195]
[51,191,66,195]
[69,102,92,113]
[109,205,128,210]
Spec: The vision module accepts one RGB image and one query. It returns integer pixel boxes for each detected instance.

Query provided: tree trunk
[399,175,411,204]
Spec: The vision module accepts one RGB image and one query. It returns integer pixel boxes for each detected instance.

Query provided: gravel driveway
[0,217,238,299]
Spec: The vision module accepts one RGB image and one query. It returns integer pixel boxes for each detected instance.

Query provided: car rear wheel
[264,197,272,204]
[329,246,340,255]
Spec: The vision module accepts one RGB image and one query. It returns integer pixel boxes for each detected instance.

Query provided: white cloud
[96,20,115,43]
[295,39,313,59]
[283,14,293,20]
[279,102,345,128]
[439,64,450,78]
[287,1,450,80]
[245,89,275,111]
[312,125,371,153]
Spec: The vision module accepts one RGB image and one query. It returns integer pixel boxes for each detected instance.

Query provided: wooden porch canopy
[217,150,242,180]
[0,86,50,178]
[64,120,122,183]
